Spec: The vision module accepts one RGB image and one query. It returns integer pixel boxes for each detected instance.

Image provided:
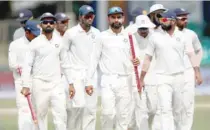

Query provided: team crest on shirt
[176,37,180,42]
[55,44,59,48]
[123,38,128,43]
[92,34,95,39]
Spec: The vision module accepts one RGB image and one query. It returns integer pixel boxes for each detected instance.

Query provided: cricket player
[125,7,147,34]
[128,15,156,130]
[21,12,75,130]
[54,12,70,37]
[86,6,141,130]
[8,20,40,130]
[13,9,33,40]
[174,8,203,130]
[62,5,100,130]
[147,4,166,31]
[140,10,202,130]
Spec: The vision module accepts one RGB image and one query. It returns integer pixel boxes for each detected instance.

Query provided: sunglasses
[159,18,173,23]
[176,17,188,21]
[42,20,55,25]
[59,20,69,24]
[84,14,94,19]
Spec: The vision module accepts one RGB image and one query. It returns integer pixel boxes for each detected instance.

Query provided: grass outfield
[0,96,210,130]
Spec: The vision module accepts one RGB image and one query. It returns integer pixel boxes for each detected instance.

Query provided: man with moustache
[147,4,167,32]
[128,14,156,130]
[174,8,203,130]
[63,5,100,130]
[140,10,202,130]
[21,12,75,130]
[86,6,141,130]
[9,20,40,130]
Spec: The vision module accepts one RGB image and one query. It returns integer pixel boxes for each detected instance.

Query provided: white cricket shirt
[21,33,72,89]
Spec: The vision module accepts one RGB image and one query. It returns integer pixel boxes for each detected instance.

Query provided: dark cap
[160,10,176,19]
[131,7,147,17]
[79,5,94,16]
[17,9,33,22]
[40,12,56,21]
[174,8,190,16]
[24,20,41,36]
[55,13,70,21]
[108,6,124,16]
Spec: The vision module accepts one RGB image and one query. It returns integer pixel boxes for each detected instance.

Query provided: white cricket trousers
[178,68,195,130]
[128,85,158,130]
[65,69,98,130]
[15,81,35,130]
[31,78,67,130]
[152,72,185,130]
[100,74,132,130]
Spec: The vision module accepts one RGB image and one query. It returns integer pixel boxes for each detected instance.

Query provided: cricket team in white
[8,3,203,130]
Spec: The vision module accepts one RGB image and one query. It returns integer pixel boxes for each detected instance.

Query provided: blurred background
[0,1,210,130]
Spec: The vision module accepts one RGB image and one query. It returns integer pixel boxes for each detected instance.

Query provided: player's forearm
[187,52,199,67]
[8,52,19,71]
[195,49,203,66]
[140,55,152,80]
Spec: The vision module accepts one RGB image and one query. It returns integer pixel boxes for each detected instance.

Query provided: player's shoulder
[184,28,198,37]
[65,25,78,35]
[9,36,25,46]
[91,26,100,34]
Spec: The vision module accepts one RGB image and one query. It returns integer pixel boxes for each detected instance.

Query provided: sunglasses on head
[176,17,188,21]
[42,20,55,25]
[84,14,94,19]
[159,17,174,23]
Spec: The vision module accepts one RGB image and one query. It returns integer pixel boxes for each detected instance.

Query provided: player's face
[80,13,95,28]
[108,13,124,29]
[25,31,37,41]
[138,28,149,38]
[56,19,69,32]
[159,17,176,31]
[149,9,165,26]
[40,18,55,33]
[176,14,188,30]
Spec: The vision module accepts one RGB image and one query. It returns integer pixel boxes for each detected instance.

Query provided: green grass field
[0,96,210,130]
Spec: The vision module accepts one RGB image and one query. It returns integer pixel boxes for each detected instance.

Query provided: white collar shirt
[8,36,30,81]
[63,24,100,71]
[21,34,72,88]
[146,28,194,75]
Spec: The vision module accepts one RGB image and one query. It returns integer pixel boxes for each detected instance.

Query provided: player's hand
[69,84,75,99]
[131,58,140,66]
[195,70,203,85]
[85,85,94,96]
[16,67,22,75]
[21,87,30,96]
[139,78,145,90]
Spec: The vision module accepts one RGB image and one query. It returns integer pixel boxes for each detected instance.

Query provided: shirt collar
[107,26,125,36]
[23,35,30,43]
[77,24,93,34]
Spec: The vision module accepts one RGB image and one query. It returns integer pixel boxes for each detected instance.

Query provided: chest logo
[176,37,181,42]
[55,44,59,48]
[123,38,128,43]
[92,34,95,39]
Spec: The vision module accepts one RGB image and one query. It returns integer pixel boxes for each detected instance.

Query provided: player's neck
[43,32,53,40]
[111,27,122,34]
[80,23,91,32]
[167,26,175,36]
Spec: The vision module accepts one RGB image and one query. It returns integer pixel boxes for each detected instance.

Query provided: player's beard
[111,22,122,29]
[43,26,54,33]
[177,24,185,31]
[161,24,172,31]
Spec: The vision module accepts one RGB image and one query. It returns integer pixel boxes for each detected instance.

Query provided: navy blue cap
[108,6,124,16]
[17,9,33,22]
[40,12,56,21]
[160,10,176,19]
[174,8,190,16]
[55,13,69,21]
[24,20,41,36]
[131,7,147,17]
[79,5,94,16]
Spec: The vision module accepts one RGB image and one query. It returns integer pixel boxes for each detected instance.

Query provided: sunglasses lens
[61,20,68,24]
[84,15,93,19]
[42,21,54,25]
